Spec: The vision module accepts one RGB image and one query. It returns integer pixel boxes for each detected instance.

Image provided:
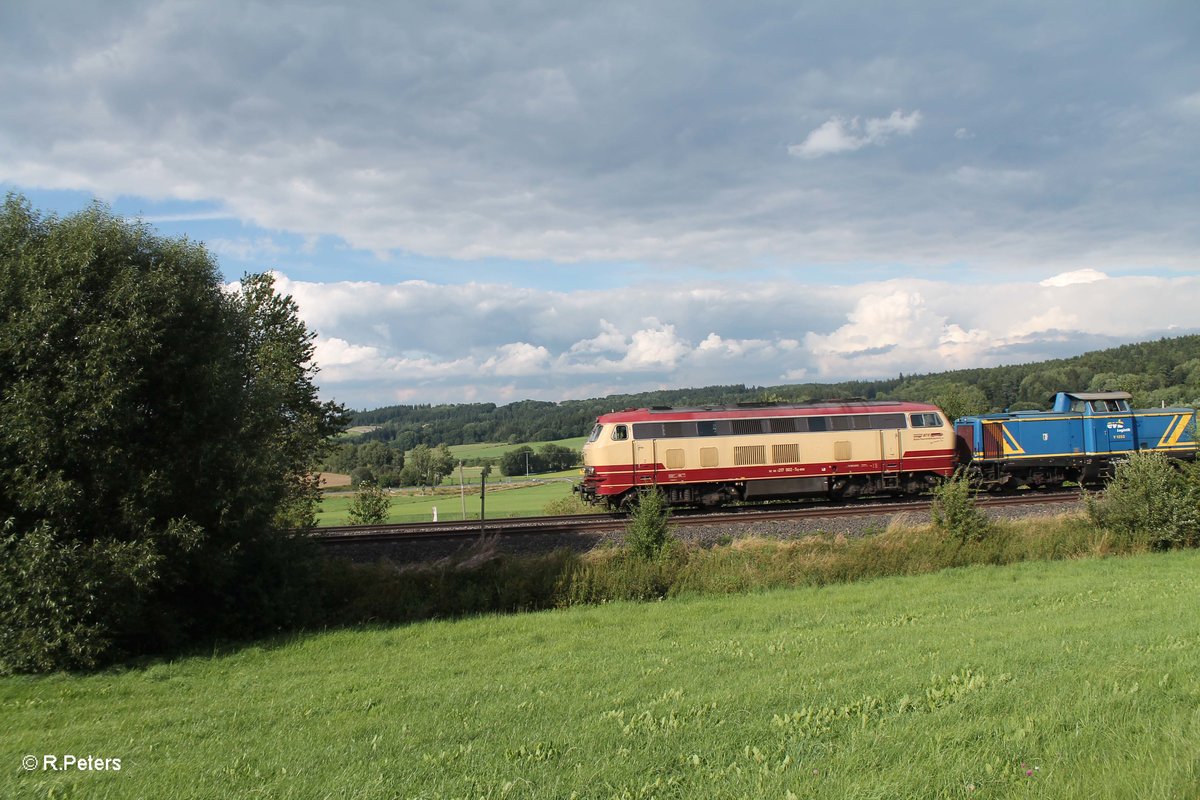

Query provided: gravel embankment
[321,496,1083,565]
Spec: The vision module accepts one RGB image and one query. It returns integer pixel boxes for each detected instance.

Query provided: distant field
[317,474,576,525]
[5,551,1200,798]
[338,425,380,438]
[446,436,588,462]
[317,436,590,524]
[317,472,351,488]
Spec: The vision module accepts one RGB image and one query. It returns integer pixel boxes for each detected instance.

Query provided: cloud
[207,236,288,261]
[1010,306,1079,336]
[951,166,1044,191]
[2,5,1199,274]
[567,320,626,355]
[257,270,1200,408]
[1039,269,1108,287]
[1173,91,1200,117]
[0,1,1194,410]
[482,342,552,376]
[788,110,922,159]
[620,322,691,370]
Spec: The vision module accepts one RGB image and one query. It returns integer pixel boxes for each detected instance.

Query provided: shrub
[316,543,580,624]
[0,197,346,672]
[557,545,686,605]
[930,469,993,543]
[624,488,675,560]
[347,482,390,525]
[0,521,159,672]
[542,494,595,516]
[349,466,376,487]
[1086,451,1200,550]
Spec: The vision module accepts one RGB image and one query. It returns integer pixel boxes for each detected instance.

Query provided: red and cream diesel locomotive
[575,400,956,509]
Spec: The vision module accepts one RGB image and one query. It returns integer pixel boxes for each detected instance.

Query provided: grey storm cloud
[2,1,1199,271]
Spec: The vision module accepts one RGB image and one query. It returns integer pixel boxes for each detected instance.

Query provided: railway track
[312,490,1083,546]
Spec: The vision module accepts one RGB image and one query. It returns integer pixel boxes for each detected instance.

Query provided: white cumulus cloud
[1039,269,1108,287]
[483,342,553,376]
[789,110,922,159]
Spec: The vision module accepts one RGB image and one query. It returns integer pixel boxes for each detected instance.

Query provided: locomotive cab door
[633,438,658,488]
[1100,406,1134,454]
[879,429,902,488]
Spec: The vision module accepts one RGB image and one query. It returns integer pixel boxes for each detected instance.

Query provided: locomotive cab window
[588,424,604,442]
[910,413,943,428]
[611,425,628,441]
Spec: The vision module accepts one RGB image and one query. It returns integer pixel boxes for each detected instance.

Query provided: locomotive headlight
[583,466,595,476]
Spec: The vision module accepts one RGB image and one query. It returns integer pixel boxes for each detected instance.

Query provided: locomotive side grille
[769,417,797,433]
[700,447,719,467]
[772,443,800,463]
[662,422,686,438]
[734,445,766,466]
[731,419,763,435]
[834,441,852,461]
[664,448,685,469]
[982,422,1003,459]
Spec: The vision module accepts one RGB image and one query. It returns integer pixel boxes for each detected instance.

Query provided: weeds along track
[312,491,1083,552]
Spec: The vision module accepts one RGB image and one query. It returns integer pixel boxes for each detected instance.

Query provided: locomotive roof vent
[1059,391,1133,401]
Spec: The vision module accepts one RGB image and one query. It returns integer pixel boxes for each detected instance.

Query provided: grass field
[4,551,1200,798]
[446,436,588,462]
[316,437,588,524]
[316,473,577,525]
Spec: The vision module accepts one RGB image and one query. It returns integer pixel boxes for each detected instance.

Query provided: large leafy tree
[0,196,346,672]
[401,443,455,490]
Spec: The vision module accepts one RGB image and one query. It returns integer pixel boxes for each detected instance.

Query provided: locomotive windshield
[588,423,603,442]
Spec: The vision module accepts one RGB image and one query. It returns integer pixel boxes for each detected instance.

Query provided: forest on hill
[345,335,1200,451]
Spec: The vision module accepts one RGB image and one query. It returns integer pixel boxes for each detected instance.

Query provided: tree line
[322,441,458,488]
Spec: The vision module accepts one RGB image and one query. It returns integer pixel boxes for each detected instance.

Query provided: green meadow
[316,437,588,525]
[446,436,588,462]
[316,473,577,525]
[4,550,1199,798]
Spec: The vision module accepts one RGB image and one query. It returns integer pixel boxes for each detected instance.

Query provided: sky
[2,1,1198,410]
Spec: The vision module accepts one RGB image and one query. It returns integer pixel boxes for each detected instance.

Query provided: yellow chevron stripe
[1170,413,1195,446]
[1158,414,1191,448]
[1001,424,1025,456]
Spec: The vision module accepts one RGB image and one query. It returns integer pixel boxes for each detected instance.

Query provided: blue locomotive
[954,391,1197,489]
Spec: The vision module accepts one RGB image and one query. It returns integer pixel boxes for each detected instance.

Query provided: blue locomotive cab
[955,391,1196,490]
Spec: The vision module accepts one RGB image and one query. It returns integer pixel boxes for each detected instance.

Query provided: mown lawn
[3,551,1200,798]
